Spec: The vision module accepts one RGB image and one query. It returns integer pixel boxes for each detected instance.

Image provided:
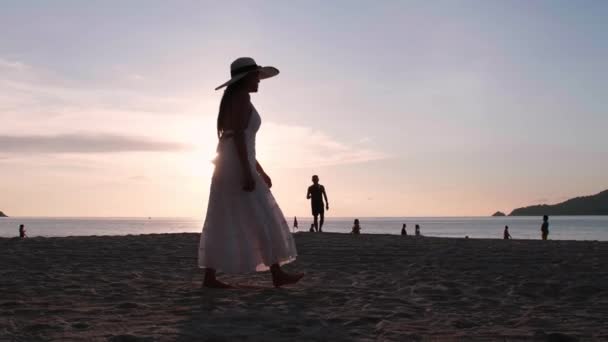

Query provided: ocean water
[1,216,608,241]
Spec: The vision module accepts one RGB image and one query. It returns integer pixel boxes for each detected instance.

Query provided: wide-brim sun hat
[215,57,279,90]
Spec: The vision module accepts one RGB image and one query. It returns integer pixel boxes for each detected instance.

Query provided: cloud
[0,76,191,117]
[258,123,389,168]
[0,134,190,154]
[0,58,386,168]
[126,74,145,82]
[0,58,27,70]
[0,56,204,125]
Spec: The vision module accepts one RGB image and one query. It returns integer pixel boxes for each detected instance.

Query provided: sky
[1,0,607,217]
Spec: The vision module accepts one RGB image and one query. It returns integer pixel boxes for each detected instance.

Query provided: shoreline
[3,216,608,241]
[3,231,607,243]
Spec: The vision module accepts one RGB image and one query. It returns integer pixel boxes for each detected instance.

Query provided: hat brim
[215,66,279,91]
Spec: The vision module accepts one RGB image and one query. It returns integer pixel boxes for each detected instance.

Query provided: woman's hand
[261,172,272,188]
[243,172,255,192]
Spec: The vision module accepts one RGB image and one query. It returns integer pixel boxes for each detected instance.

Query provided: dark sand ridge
[1,233,607,341]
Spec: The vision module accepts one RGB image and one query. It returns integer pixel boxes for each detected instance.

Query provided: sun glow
[180,116,218,181]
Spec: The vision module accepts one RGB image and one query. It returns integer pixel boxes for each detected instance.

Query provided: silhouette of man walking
[307,175,329,232]
[503,225,511,239]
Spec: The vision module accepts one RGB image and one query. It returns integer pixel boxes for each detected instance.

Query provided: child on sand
[541,215,549,240]
[19,224,27,239]
[351,219,361,235]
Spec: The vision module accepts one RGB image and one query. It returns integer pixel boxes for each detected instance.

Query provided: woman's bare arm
[255,160,265,175]
[256,160,272,188]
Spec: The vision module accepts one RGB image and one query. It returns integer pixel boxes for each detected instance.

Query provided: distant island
[0,211,7,217]
[510,189,608,216]
[492,211,506,217]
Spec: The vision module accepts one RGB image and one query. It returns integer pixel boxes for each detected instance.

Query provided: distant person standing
[415,224,421,236]
[307,175,329,232]
[19,224,27,239]
[401,224,407,236]
[351,219,361,235]
[541,215,549,240]
[503,225,511,240]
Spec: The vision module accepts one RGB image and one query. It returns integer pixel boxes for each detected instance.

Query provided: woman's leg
[203,268,233,288]
[270,264,304,288]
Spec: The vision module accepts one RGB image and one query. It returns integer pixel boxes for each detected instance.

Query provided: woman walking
[198,57,302,288]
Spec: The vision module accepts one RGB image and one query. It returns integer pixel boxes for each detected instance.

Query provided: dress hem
[198,255,297,274]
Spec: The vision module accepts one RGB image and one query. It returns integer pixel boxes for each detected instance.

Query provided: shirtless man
[307,175,329,232]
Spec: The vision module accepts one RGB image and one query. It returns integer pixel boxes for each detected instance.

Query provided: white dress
[198,106,297,273]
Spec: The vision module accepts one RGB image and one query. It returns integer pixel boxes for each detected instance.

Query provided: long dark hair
[217,79,247,139]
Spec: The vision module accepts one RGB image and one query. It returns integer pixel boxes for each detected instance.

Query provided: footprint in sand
[71,322,90,330]
[108,334,154,342]
[116,302,140,309]
[25,323,65,332]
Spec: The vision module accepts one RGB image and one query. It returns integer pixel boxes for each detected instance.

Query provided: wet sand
[1,233,607,341]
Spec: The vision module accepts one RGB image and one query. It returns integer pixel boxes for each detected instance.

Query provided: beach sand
[1,233,607,341]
